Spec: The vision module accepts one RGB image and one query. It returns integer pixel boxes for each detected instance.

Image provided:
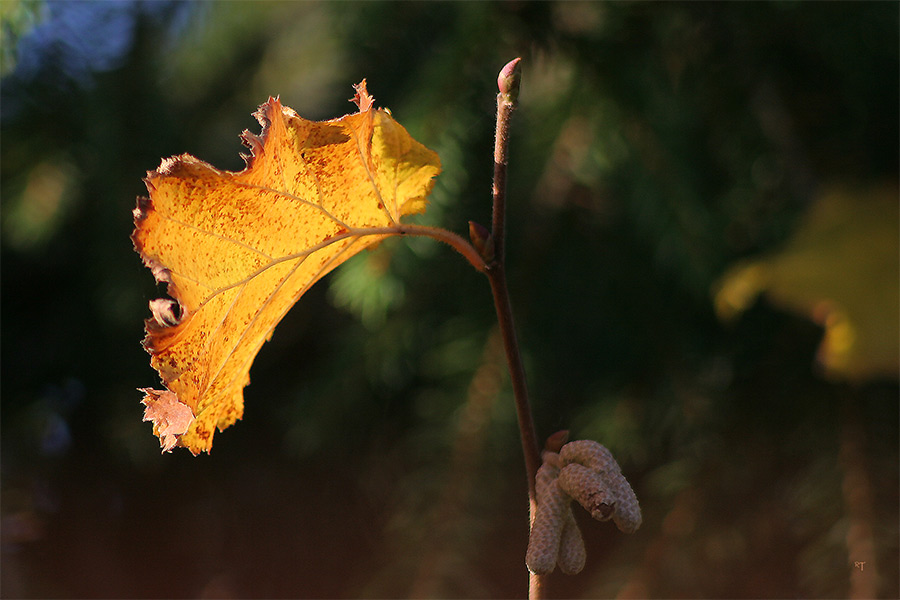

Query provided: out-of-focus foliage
[1,2,897,599]
[0,0,43,76]
[716,182,899,382]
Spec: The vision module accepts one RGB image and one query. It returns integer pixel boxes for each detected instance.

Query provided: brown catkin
[606,469,642,533]
[558,463,616,521]
[525,472,569,574]
[559,440,642,534]
[536,452,561,492]
[559,439,617,474]
[556,510,586,574]
[527,440,642,577]
[530,451,586,575]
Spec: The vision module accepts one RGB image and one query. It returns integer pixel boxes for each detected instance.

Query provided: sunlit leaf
[133,82,441,453]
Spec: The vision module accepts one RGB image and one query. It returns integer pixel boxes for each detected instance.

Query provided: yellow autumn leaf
[132,81,441,454]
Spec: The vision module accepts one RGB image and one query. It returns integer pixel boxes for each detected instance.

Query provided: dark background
[2,2,898,598]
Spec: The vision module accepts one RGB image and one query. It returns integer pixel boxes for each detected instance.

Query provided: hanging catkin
[526,440,642,575]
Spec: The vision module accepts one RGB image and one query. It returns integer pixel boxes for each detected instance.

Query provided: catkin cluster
[525,440,641,575]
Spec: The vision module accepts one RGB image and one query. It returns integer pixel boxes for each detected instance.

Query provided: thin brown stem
[487,268,541,498]
[407,58,543,597]
[395,223,487,273]
[491,99,514,261]
[488,58,545,600]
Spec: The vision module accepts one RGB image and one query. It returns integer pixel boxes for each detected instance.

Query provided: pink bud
[497,58,522,102]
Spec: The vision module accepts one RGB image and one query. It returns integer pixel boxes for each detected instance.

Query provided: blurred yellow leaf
[715,183,899,382]
[132,82,441,453]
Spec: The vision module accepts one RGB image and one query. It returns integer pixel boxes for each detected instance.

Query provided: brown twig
[395,224,487,272]
[486,57,545,599]
[410,58,543,597]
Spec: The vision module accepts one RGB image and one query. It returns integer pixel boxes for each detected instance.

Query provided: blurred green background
[1,1,897,598]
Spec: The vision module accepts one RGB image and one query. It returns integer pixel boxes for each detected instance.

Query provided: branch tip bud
[497,57,522,103]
